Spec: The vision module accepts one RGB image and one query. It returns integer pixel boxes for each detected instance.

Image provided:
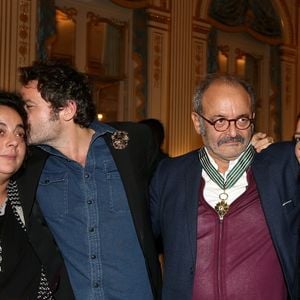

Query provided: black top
[0,202,42,299]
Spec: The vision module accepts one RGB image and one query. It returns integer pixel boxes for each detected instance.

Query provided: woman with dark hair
[0,92,74,299]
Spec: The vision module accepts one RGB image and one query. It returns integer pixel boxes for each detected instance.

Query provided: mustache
[218,135,244,146]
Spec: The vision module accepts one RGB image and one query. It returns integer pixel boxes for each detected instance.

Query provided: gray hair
[192,73,256,114]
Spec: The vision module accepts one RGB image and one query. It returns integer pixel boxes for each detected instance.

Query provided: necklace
[198,145,255,219]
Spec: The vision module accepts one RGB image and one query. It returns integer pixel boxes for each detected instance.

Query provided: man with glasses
[150,73,300,299]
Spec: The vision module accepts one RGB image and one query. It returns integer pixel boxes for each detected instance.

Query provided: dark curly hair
[0,91,28,143]
[19,60,96,127]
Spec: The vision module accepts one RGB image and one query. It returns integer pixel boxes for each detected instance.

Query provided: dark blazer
[104,122,162,299]
[150,141,300,300]
[16,122,162,299]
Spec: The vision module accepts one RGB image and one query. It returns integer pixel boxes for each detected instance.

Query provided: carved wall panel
[190,20,211,150]
[132,52,145,119]
[167,0,194,156]
[280,45,297,139]
[0,0,37,91]
[147,7,170,148]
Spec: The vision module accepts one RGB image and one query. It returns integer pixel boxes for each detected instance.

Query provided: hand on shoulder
[251,132,273,153]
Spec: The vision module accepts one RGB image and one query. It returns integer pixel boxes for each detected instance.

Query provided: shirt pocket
[103,160,130,214]
[38,172,68,219]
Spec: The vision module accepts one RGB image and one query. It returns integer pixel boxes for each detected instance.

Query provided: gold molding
[148,12,170,25]
[152,33,163,88]
[193,23,211,35]
[280,45,297,61]
[18,0,31,64]
[132,52,145,119]
[110,0,147,9]
[86,11,127,27]
[207,17,282,46]
[56,7,78,23]
[193,43,204,86]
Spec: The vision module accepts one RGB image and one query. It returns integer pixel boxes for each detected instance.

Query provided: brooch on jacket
[111,130,129,150]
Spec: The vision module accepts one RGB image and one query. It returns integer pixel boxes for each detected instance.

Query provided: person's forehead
[23,79,38,88]
[0,105,23,123]
[205,81,246,94]
[20,81,38,95]
[20,81,46,104]
[202,82,250,107]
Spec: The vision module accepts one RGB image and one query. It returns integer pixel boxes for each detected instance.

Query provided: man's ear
[191,112,201,135]
[62,100,77,121]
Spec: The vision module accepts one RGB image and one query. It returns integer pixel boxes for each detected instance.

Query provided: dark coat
[150,141,300,300]
[104,122,162,299]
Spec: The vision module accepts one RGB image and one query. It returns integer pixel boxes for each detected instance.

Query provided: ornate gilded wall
[0,0,37,91]
[1,0,299,156]
[144,0,300,155]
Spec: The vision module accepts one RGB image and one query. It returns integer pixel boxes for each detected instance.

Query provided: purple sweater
[192,170,287,300]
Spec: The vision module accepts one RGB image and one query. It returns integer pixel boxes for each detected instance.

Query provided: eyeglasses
[198,114,254,132]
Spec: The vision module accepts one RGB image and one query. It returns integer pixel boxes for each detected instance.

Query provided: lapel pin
[111,130,129,150]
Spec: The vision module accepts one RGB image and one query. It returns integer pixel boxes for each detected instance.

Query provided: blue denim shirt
[37,121,153,300]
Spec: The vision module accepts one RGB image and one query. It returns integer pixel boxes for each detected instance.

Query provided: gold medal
[215,192,229,220]
[215,200,229,220]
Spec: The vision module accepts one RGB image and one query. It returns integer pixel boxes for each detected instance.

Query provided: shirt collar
[37,120,116,155]
[89,120,116,139]
[204,144,251,176]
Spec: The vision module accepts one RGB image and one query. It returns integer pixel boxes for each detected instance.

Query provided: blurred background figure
[139,118,169,163]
